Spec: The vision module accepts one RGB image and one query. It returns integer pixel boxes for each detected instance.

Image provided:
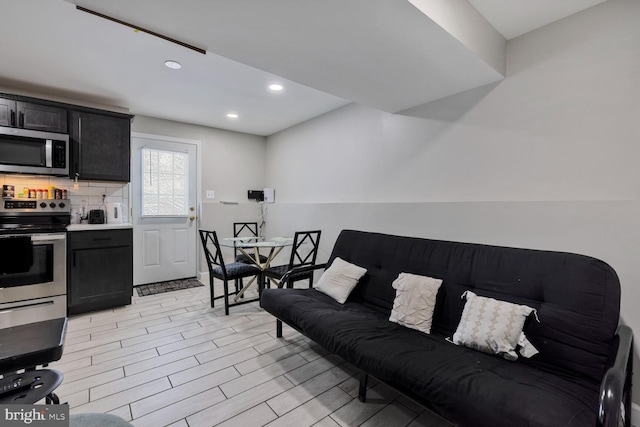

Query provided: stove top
[0,224,68,234]
[0,198,70,235]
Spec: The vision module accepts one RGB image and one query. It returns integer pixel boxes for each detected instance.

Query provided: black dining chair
[233,222,268,264]
[199,229,263,315]
[263,230,322,289]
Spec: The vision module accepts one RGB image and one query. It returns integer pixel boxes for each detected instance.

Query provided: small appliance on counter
[105,202,127,224]
[88,209,105,224]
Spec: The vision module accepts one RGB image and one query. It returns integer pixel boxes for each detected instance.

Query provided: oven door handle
[30,234,66,243]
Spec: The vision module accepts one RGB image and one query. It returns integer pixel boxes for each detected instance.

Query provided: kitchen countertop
[67,223,133,231]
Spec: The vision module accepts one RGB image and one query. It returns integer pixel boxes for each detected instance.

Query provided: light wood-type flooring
[50,283,453,427]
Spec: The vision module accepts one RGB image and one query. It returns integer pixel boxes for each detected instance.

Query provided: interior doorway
[131,133,200,285]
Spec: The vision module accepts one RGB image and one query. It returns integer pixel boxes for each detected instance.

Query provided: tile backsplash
[1,174,129,217]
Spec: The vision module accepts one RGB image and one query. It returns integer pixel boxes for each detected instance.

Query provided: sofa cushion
[451,291,537,361]
[261,288,599,427]
[389,273,442,334]
[315,257,367,304]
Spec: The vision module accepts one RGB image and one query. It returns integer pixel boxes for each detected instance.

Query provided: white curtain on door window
[141,147,189,217]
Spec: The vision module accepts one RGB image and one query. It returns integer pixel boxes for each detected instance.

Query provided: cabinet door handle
[18,111,24,128]
[93,238,112,242]
[78,116,82,175]
[10,110,15,127]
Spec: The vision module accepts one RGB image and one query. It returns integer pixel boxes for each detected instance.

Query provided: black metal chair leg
[257,274,264,298]
[359,372,368,402]
[46,392,60,405]
[209,277,215,308]
[223,280,230,315]
[276,319,283,338]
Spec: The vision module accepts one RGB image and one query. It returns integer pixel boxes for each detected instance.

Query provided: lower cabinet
[67,229,133,315]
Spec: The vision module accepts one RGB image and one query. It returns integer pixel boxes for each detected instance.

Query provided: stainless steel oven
[0,199,69,328]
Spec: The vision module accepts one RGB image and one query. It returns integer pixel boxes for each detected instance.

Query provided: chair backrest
[199,229,228,277]
[233,222,259,257]
[288,230,321,269]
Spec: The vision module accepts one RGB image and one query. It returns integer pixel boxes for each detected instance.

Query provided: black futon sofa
[260,230,633,427]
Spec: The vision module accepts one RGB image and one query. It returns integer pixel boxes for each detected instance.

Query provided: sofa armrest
[277,263,327,288]
[597,324,633,427]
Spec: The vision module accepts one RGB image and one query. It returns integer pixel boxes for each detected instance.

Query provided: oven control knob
[59,202,65,208]
[40,202,47,208]
[50,202,56,208]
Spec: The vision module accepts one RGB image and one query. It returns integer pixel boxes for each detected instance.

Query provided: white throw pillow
[389,273,442,334]
[452,291,538,361]
[315,257,367,304]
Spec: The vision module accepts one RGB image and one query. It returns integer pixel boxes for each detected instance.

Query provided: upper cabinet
[70,110,132,182]
[17,101,68,133]
[1,93,133,183]
[0,98,14,127]
[0,97,67,133]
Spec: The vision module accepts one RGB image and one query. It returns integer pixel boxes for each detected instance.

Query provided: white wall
[269,1,639,202]
[132,115,266,204]
[264,0,640,398]
[131,115,267,267]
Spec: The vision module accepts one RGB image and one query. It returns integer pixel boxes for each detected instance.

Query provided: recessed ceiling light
[268,83,284,91]
[164,60,182,69]
[226,113,239,119]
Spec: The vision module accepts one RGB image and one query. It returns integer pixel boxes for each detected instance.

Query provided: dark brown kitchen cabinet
[67,229,133,315]
[17,101,68,133]
[0,98,15,127]
[0,98,67,132]
[70,110,131,182]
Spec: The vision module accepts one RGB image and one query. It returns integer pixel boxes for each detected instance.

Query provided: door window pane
[141,148,189,217]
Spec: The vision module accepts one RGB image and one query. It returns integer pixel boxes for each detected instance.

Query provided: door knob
[189,216,196,221]
[190,207,195,211]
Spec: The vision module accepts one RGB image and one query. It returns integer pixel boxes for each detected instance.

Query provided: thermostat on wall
[264,188,275,203]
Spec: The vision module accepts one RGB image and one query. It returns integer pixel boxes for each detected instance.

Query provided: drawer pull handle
[0,300,54,314]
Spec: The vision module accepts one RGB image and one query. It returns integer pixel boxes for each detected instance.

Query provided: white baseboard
[632,403,640,427]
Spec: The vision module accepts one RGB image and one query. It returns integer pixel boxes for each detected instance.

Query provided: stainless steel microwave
[0,127,69,176]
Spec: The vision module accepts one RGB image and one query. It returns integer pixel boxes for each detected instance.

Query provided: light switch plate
[206,190,215,199]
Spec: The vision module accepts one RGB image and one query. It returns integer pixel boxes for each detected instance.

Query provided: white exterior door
[131,134,199,285]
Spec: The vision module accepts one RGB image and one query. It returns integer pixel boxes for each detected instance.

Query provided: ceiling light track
[76,5,206,55]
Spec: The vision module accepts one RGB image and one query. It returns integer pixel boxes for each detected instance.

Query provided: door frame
[131,132,202,283]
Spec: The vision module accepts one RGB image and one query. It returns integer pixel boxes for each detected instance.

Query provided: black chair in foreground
[199,229,262,315]
[263,230,322,289]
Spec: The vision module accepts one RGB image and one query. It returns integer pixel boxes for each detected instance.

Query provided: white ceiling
[469,0,607,40]
[0,0,606,136]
